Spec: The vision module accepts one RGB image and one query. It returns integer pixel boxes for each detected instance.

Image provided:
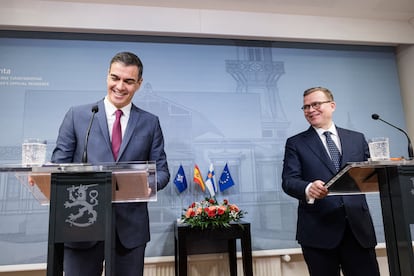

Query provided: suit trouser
[64,236,146,276]
[301,222,380,276]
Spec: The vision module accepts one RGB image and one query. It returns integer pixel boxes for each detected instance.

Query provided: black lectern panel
[48,171,114,276]
[327,161,414,276]
[377,165,414,276]
[394,166,414,223]
[50,172,113,243]
[6,162,156,276]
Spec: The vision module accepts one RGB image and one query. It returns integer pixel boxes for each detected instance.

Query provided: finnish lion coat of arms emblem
[64,184,99,227]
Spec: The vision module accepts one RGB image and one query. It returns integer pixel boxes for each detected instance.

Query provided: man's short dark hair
[303,86,334,101]
[110,52,143,79]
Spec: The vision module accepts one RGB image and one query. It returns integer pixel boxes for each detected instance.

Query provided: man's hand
[308,180,329,200]
[28,176,36,186]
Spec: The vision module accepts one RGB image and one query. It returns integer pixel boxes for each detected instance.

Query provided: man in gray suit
[282,87,380,276]
[51,51,170,276]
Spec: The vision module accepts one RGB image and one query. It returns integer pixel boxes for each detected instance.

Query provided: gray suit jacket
[51,99,170,249]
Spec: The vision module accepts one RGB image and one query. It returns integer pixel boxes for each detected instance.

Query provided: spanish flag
[193,164,205,192]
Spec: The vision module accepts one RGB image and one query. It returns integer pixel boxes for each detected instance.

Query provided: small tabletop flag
[173,165,187,193]
[205,163,217,197]
[193,164,205,192]
[219,163,235,191]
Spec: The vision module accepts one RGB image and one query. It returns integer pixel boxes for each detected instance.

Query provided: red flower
[206,206,217,217]
[196,207,203,215]
[229,204,239,212]
[185,208,195,218]
[181,197,246,229]
[217,205,227,215]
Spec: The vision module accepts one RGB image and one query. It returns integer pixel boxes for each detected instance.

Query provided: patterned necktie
[111,109,123,160]
[323,131,341,172]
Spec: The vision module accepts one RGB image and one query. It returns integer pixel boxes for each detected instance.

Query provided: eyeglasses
[301,101,332,111]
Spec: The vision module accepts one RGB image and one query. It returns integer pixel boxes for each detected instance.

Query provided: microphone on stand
[82,105,99,163]
[371,113,414,159]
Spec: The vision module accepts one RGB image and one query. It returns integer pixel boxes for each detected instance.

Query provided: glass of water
[22,138,47,166]
[368,137,390,161]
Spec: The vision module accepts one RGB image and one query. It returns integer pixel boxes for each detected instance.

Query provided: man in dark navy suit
[51,52,170,276]
[282,87,380,276]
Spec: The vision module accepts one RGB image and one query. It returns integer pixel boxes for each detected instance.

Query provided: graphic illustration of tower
[226,47,289,139]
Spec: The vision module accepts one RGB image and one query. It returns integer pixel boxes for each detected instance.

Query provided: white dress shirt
[104,96,131,141]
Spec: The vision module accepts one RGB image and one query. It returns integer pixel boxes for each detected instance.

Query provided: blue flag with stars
[219,163,235,191]
[173,165,187,193]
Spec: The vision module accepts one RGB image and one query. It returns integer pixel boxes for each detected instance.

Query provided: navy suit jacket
[282,126,377,249]
[51,99,170,249]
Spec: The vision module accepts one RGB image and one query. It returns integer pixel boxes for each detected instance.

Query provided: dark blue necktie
[323,131,341,172]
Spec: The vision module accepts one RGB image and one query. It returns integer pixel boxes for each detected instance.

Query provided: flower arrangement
[181,197,246,229]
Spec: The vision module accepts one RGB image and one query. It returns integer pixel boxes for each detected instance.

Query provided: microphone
[371,113,414,159]
[82,105,99,163]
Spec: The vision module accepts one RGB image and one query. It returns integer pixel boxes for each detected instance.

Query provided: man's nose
[116,81,125,90]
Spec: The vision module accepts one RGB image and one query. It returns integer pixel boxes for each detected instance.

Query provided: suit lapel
[337,127,351,164]
[303,127,337,174]
[96,100,111,143]
[117,104,141,160]
[95,100,113,158]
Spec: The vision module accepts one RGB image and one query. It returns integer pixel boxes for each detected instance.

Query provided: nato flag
[174,165,188,193]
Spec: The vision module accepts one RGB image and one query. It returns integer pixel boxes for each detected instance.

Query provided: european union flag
[173,165,187,193]
[219,163,235,192]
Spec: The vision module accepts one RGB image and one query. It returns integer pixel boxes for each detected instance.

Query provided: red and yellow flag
[193,164,205,192]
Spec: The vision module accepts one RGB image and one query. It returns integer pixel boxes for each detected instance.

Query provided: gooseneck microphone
[82,105,99,163]
[371,113,414,159]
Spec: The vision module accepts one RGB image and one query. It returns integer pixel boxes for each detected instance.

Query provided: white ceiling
[64,0,414,21]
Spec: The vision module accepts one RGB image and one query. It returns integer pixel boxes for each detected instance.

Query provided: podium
[12,161,157,276]
[326,160,414,276]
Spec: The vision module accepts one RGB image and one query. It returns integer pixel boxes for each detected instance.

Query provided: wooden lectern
[19,162,157,276]
[326,160,414,276]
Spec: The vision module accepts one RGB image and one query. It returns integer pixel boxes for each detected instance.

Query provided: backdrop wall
[0,31,407,265]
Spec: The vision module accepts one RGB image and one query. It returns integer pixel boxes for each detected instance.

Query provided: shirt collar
[104,96,131,117]
[314,123,338,137]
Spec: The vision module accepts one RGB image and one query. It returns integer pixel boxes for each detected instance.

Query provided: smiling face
[106,61,143,109]
[303,89,336,129]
